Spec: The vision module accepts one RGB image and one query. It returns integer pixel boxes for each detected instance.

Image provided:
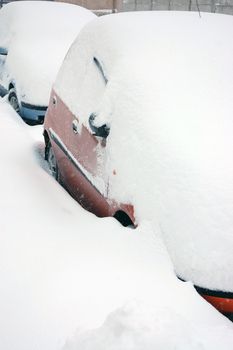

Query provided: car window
[80,56,107,126]
[54,42,109,127]
[73,55,108,127]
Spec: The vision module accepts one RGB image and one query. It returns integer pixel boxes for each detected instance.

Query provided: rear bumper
[178,276,233,315]
[21,102,47,124]
[195,285,233,314]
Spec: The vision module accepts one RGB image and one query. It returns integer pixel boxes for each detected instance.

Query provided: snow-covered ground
[0,96,233,349]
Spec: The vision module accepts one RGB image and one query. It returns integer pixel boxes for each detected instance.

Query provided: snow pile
[0,97,233,349]
[55,11,233,291]
[64,300,231,350]
[0,1,95,105]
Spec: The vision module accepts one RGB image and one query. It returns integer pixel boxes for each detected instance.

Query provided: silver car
[0,1,95,124]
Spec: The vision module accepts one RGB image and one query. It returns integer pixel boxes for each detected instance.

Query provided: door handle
[72,119,79,134]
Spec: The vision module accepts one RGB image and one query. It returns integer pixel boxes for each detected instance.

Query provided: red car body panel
[44,90,135,221]
[203,295,233,314]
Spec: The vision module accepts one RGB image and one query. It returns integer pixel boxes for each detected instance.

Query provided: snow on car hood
[55,11,233,291]
[0,1,95,105]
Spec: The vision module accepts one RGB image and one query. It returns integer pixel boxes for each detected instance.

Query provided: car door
[50,56,110,216]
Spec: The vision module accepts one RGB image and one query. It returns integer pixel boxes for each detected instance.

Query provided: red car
[44,11,233,317]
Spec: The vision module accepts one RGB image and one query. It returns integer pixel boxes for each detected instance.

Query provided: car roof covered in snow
[0,1,96,49]
[55,10,233,121]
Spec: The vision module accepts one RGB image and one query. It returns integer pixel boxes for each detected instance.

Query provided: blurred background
[1,0,233,15]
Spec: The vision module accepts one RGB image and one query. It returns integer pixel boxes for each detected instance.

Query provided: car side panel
[45,91,111,218]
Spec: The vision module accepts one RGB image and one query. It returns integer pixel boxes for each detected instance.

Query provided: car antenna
[196,0,201,18]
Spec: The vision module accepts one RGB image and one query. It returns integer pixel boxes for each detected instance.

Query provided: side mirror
[89,113,110,139]
[0,47,8,56]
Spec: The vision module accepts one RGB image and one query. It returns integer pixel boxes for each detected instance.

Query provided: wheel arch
[113,210,135,227]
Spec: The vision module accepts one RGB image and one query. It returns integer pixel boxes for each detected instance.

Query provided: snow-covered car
[44,11,233,316]
[0,1,95,124]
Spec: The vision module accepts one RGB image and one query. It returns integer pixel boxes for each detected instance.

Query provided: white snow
[55,11,233,291]
[0,1,95,105]
[0,97,233,349]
